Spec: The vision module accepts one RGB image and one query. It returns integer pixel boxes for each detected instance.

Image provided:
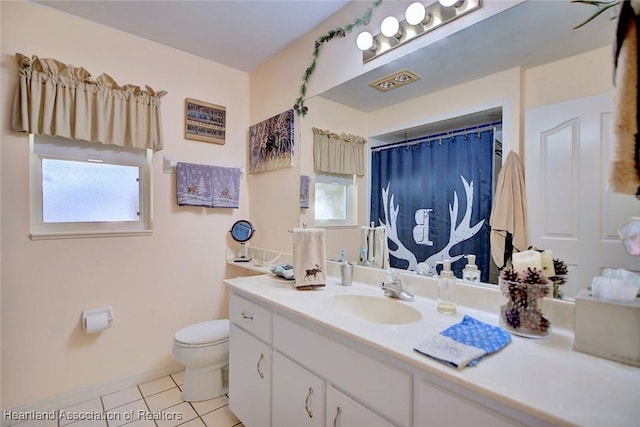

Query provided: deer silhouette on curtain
[370,129,494,282]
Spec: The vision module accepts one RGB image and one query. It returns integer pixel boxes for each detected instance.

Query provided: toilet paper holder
[82,307,114,334]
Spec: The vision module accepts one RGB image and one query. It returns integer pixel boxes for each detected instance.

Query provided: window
[314,173,357,227]
[30,134,153,239]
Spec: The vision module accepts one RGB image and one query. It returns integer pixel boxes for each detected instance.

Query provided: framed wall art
[184,98,226,144]
[249,109,294,174]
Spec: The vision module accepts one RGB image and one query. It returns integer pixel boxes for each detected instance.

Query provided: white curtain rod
[371,121,502,153]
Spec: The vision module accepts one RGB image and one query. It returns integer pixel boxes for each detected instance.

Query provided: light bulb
[356,32,374,51]
[439,0,463,7]
[405,2,426,26]
[381,16,400,38]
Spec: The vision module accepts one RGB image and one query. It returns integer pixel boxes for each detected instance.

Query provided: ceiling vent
[369,69,421,92]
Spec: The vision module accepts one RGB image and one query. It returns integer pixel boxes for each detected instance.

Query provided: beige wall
[524,46,614,109]
[1,1,249,408]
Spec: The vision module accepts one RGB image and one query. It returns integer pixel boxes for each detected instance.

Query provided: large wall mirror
[312,0,639,298]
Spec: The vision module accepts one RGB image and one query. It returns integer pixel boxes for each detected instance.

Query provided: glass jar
[498,278,551,338]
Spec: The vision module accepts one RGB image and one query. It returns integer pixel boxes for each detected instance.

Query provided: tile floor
[7,371,243,427]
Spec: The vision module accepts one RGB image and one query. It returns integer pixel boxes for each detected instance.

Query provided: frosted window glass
[42,159,140,223]
[315,182,347,220]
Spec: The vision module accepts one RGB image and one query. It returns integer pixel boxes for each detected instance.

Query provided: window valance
[313,127,366,176]
[11,53,167,151]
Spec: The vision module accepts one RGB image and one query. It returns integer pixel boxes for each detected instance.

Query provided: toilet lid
[175,319,229,345]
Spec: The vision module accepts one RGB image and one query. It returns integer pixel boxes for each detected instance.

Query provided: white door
[526,92,639,298]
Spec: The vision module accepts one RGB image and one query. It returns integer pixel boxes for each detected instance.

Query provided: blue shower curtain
[370,129,494,282]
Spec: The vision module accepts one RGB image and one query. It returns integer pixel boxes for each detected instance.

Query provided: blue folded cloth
[414,315,511,369]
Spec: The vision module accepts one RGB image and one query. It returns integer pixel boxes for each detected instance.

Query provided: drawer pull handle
[241,312,254,320]
[304,387,314,418]
[256,353,265,379]
[333,406,342,427]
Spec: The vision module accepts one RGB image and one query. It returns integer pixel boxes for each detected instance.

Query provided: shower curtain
[370,129,494,281]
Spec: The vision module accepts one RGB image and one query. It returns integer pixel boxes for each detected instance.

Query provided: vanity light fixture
[356,0,481,63]
[369,69,421,92]
[356,31,375,51]
[405,2,430,26]
[381,16,402,39]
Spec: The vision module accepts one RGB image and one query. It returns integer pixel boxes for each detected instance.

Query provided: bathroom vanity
[224,270,640,427]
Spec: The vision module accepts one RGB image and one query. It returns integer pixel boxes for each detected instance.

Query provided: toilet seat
[174,319,229,346]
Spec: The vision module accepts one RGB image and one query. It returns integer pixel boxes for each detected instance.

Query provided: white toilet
[172,319,230,402]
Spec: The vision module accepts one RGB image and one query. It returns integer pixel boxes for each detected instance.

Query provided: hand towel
[292,228,326,290]
[360,225,373,262]
[177,162,241,208]
[489,151,528,268]
[414,315,511,369]
[373,225,390,270]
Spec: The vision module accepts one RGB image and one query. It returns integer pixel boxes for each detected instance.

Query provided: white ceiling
[34,0,351,73]
[35,0,617,117]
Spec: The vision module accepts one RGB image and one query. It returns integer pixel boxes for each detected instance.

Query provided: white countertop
[224,273,640,427]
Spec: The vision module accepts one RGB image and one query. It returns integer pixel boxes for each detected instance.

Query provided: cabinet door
[229,323,272,427]
[272,352,325,427]
[415,379,517,427]
[326,386,394,427]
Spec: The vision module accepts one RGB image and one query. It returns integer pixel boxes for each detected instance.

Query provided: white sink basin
[333,294,422,324]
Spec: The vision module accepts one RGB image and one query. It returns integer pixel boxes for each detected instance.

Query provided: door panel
[526,92,638,297]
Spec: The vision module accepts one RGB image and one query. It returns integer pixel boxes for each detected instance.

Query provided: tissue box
[573,290,640,367]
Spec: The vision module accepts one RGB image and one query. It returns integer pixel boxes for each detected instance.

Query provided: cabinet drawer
[230,291,272,343]
[274,314,411,427]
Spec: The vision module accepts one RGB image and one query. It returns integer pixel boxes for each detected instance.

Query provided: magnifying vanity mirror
[230,220,255,262]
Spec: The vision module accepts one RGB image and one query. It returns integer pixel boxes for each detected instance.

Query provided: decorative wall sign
[249,109,294,174]
[184,98,226,144]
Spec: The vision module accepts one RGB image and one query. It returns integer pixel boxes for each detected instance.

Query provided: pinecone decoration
[523,267,550,299]
[553,258,568,276]
[500,267,520,282]
[505,306,521,329]
[522,267,548,284]
[509,283,528,309]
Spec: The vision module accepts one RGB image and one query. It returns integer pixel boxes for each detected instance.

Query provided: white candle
[512,250,542,274]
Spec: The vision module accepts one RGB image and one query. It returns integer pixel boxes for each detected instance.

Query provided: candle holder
[499,277,551,338]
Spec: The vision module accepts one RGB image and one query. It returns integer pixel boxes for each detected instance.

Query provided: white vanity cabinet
[229,289,411,427]
[229,293,273,427]
[272,351,325,427]
[326,386,395,427]
[415,379,522,427]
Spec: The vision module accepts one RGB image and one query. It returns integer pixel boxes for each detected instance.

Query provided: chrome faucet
[380,271,414,301]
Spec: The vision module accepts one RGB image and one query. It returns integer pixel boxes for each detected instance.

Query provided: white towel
[373,226,390,270]
[489,151,528,268]
[293,228,326,289]
[360,226,373,262]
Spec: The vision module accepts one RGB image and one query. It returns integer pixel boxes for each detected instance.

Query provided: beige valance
[313,127,366,176]
[11,53,167,151]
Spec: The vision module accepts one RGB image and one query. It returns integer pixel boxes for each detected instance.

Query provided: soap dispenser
[462,254,481,285]
[437,260,457,315]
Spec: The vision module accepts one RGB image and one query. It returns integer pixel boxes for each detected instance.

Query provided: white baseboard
[2,363,184,427]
